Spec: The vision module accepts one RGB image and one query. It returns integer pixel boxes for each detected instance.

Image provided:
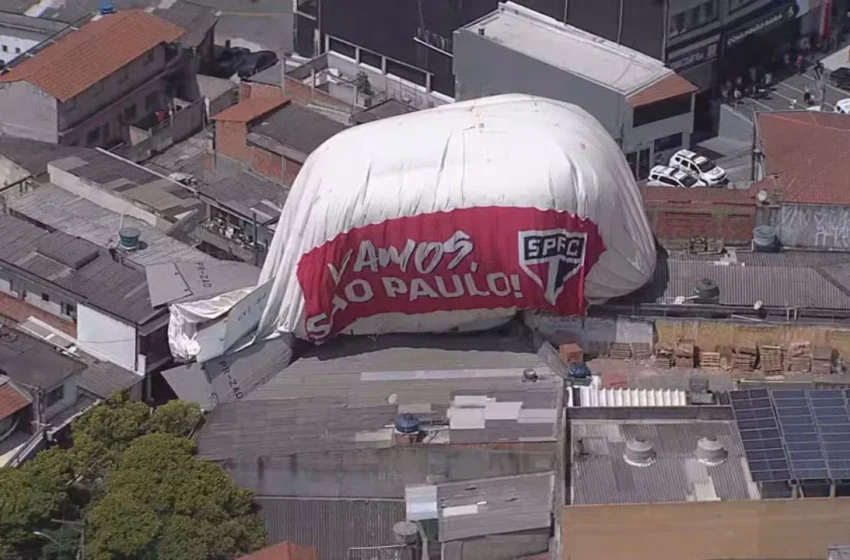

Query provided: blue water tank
[394,413,420,434]
[568,362,591,379]
[99,1,116,15]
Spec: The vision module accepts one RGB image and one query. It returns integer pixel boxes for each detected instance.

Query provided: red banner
[296,206,605,341]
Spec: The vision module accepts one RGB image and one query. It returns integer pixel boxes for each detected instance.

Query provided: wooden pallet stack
[699,349,722,370]
[609,342,632,360]
[719,345,736,371]
[675,339,696,368]
[812,346,837,375]
[759,344,784,374]
[734,342,758,372]
[654,342,674,369]
[631,342,653,360]
[785,341,812,373]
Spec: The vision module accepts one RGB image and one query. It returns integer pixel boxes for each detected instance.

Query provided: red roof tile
[628,73,698,107]
[0,382,31,420]
[756,111,850,205]
[238,543,317,560]
[0,10,184,102]
[214,96,289,123]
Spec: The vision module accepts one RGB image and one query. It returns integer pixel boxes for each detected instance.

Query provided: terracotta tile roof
[238,542,317,560]
[213,95,289,123]
[640,185,756,206]
[756,111,850,205]
[0,382,31,420]
[0,10,184,102]
[628,73,698,107]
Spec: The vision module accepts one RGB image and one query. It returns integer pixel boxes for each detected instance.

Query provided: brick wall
[241,77,352,112]
[283,157,302,186]
[251,145,283,182]
[641,186,757,244]
[216,120,251,162]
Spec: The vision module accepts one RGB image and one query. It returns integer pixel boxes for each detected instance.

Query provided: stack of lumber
[812,346,837,375]
[675,339,695,368]
[785,341,812,373]
[734,342,758,372]
[654,342,674,369]
[699,350,722,370]
[719,345,735,371]
[609,342,632,360]
[631,342,653,360]
[759,344,784,373]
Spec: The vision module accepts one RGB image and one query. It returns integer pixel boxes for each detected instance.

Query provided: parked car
[835,98,850,114]
[647,165,705,188]
[830,67,850,91]
[237,51,279,79]
[214,46,250,78]
[668,149,726,186]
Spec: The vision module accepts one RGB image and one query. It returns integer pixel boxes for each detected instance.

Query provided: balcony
[194,217,265,264]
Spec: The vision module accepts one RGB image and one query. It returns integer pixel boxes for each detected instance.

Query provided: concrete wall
[0,267,75,319]
[526,314,654,356]
[444,529,550,560]
[48,164,161,228]
[0,35,40,57]
[775,203,850,250]
[44,377,78,421]
[118,98,206,162]
[76,304,139,373]
[0,156,28,189]
[0,81,58,142]
[453,29,625,138]
[655,317,850,357]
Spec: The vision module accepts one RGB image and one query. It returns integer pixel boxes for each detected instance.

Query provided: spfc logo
[518,230,587,305]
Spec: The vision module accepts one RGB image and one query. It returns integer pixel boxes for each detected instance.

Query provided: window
[669,13,686,37]
[61,302,75,317]
[145,49,155,64]
[41,292,49,303]
[626,152,638,177]
[654,133,683,153]
[633,95,692,127]
[86,128,100,145]
[144,92,158,111]
[637,148,651,180]
[1,46,7,53]
[123,104,137,121]
[14,47,20,54]
[44,386,64,408]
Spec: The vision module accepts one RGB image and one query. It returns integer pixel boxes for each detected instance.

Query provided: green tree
[86,433,265,560]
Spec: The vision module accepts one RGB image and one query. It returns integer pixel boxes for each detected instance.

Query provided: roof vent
[753,225,779,253]
[118,227,141,251]
[693,278,719,303]
[393,520,419,546]
[98,0,116,15]
[623,438,656,467]
[696,437,728,466]
[394,413,421,434]
[478,27,485,36]
[522,368,538,382]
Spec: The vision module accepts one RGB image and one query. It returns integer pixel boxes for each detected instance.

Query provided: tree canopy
[0,394,264,560]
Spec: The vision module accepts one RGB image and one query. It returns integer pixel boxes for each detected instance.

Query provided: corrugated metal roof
[574,387,688,407]
[570,420,758,505]
[251,102,348,156]
[434,472,554,542]
[145,260,259,307]
[466,2,672,96]
[256,497,405,560]
[0,10,184,102]
[0,137,91,177]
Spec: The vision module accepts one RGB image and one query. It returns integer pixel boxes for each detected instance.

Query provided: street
[734,68,850,120]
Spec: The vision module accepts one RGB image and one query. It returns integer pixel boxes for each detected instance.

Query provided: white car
[835,98,850,114]
[668,149,727,186]
[647,165,705,188]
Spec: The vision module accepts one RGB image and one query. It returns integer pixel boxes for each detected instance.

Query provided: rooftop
[0,215,159,325]
[257,497,405,560]
[570,419,757,505]
[756,111,850,205]
[609,248,850,313]
[465,2,691,98]
[0,137,91,178]
[0,326,83,390]
[145,260,259,307]
[250,102,349,157]
[0,11,68,38]
[49,151,204,223]
[9,183,212,267]
[0,9,184,101]
[408,472,554,542]
[352,98,417,124]
[0,378,32,419]
[213,95,288,123]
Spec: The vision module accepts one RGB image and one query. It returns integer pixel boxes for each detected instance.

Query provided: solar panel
[771,390,829,480]
[810,390,850,480]
[730,389,791,482]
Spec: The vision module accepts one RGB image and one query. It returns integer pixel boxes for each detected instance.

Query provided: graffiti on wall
[778,204,850,249]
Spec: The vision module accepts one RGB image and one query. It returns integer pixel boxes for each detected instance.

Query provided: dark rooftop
[0,326,83,390]
[609,248,850,312]
[0,215,159,325]
[250,102,348,157]
[0,137,91,178]
[570,419,757,505]
[352,99,417,124]
[257,497,405,560]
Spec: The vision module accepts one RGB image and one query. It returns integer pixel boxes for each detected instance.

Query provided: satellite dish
[756,189,768,203]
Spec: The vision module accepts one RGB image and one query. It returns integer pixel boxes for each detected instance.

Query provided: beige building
[0,9,190,147]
